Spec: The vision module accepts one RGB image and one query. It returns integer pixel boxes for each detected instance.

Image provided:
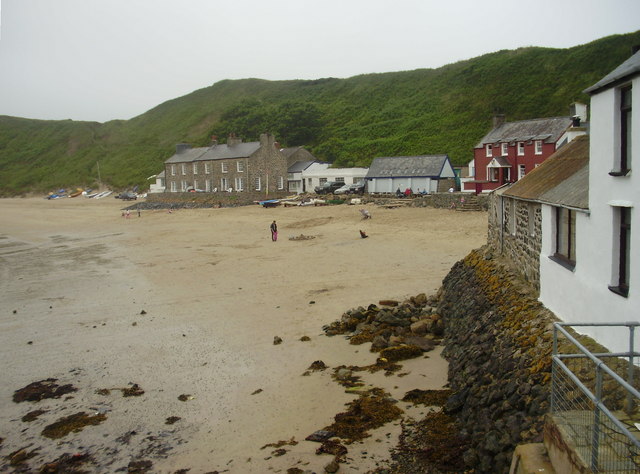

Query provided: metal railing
[552,322,640,472]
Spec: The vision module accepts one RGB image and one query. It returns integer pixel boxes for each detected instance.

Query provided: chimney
[493,114,506,128]
[227,133,242,147]
[569,102,588,125]
[176,143,191,154]
[259,133,275,148]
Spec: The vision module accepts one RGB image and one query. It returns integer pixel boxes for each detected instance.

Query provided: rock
[411,293,428,306]
[410,319,432,335]
[273,336,283,345]
[336,368,352,381]
[370,335,388,351]
[378,299,399,307]
[305,430,335,442]
[324,459,340,473]
[403,336,435,352]
[388,335,403,346]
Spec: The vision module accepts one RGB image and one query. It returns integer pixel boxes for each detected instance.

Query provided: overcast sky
[1,0,639,123]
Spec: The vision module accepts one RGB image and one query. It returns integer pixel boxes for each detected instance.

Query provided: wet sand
[0,196,487,473]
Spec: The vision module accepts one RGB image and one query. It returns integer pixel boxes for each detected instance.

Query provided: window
[504,168,511,181]
[615,86,632,175]
[486,144,493,157]
[181,164,187,175]
[254,177,261,191]
[193,163,198,174]
[518,164,526,180]
[181,180,188,192]
[554,207,576,269]
[235,177,244,191]
[609,207,631,297]
[501,143,508,156]
[170,181,177,192]
[277,176,284,190]
[335,177,345,183]
[319,178,327,185]
[488,167,499,182]
[517,142,524,156]
[220,177,229,191]
[193,179,198,190]
[171,165,176,176]
[534,140,543,155]
[308,178,312,186]
[205,162,211,174]
[205,179,211,192]
[221,162,228,173]
[237,161,245,172]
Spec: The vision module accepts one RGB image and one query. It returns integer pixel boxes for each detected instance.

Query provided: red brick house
[462,105,587,193]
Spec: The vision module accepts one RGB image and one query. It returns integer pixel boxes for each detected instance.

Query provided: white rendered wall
[539,77,640,353]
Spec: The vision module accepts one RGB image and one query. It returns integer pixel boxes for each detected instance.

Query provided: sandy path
[0,196,486,473]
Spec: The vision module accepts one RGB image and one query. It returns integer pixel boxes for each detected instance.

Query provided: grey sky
[1,0,639,123]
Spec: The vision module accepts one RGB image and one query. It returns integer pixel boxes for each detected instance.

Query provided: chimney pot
[493,114,506,128]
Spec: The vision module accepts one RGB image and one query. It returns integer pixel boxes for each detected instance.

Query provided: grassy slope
[1,31,638,195]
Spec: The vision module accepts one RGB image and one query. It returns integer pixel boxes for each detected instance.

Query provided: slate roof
[502,135,589,210]
[280,146,303,158]
[475,116,573,148]
[366,155,450,178]
[287,160,317,173]
[584,50,640,94]
[165,142,261,164]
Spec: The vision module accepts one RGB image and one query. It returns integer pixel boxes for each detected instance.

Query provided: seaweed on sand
[41,412,107,439]
[13,379,77,403]
[323,388,403,443]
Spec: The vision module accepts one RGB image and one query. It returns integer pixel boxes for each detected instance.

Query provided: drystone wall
[438,246,556,473]
[487,194,543,290]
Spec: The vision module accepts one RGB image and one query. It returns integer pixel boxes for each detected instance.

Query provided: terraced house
[164,133,288,194]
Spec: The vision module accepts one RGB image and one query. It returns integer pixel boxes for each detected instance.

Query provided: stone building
[488,135,589,291]
[164,133,288,194]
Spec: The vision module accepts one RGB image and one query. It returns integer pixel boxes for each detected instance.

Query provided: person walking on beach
[270,220,278,241]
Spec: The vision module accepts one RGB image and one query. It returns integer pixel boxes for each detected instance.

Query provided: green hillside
[1,31,639,196]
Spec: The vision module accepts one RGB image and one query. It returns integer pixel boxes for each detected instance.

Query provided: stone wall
[141,190,291,209]
[409,193,489,210]
[487,193,542,291]
[438,246,556,473]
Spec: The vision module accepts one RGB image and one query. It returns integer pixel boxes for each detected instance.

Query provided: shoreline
[0,197,487,473]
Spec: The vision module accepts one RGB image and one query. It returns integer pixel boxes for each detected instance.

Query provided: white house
[287,160,321,194]
[538,50,639,353]
[365,155,456,194]
[148,171,166,193]
[301,163,369,192]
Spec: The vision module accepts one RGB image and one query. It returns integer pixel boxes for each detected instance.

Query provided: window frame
[193,163,198,175]
[518,164,526,180]
[486,144,493,157]
[534,140,543,155]
[220,177,229,191]
[517,142,524,156]
[254,176,261,191]
[221,162,228,173]
[277,176,284,190]
[237,161,245,172]
[171,164,176,176]
[501,143,508,156]
[610,85,632,176]
[609,206,631,297]
[204,162,211,174]
[552,206,576,270]
[235,177,244,191]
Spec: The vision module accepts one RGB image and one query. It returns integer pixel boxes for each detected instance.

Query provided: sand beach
[0,196,486,473]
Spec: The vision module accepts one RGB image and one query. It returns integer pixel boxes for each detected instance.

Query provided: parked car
[314,181,344,194]
[347,181,365,194]
[333,183,352,195]
[116,192,137,201]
